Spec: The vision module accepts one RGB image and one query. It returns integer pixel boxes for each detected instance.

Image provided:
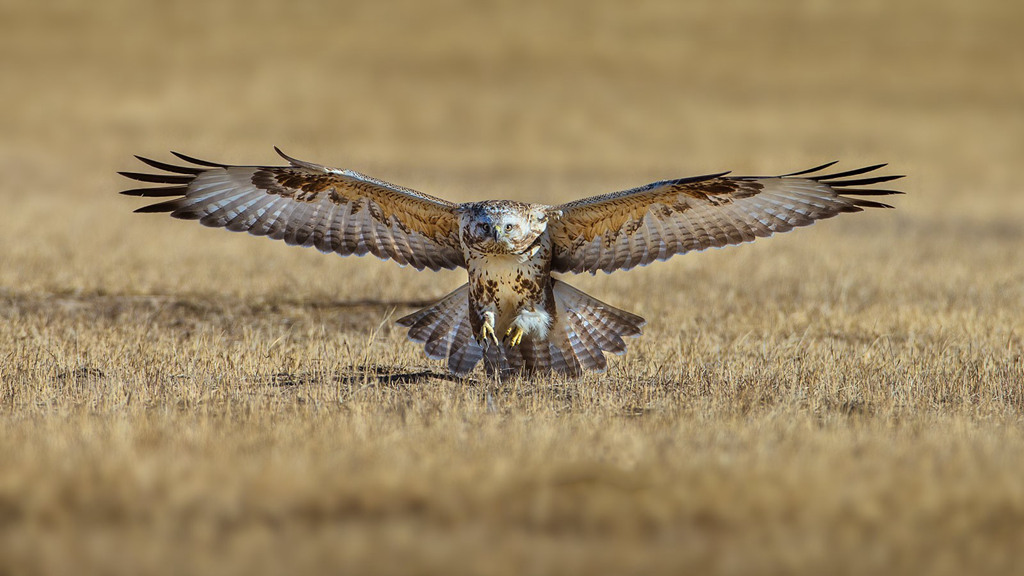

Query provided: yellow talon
[480,311,500,346]
[505,325,524,347]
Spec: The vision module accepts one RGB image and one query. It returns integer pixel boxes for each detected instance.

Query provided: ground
[1,1,1022,574]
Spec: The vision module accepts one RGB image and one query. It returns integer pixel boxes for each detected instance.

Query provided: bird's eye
[505,224,514,232]
[480,223,490,233]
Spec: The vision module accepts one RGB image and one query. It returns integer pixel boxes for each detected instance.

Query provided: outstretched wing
[120,148,465,271]
[548,162,904,274]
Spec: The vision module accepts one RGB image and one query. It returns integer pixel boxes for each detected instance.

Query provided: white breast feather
[514,308,551,340]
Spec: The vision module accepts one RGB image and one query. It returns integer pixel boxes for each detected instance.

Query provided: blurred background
[1,3,1022,573]
[1,0,1020,302]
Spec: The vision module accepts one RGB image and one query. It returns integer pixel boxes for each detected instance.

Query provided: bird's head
[459,201,561,255]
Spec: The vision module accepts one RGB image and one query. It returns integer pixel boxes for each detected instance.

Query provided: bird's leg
[480,311,500,346]
[505,324,525,347]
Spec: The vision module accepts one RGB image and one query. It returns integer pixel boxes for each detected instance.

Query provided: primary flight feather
[121,148,903,377]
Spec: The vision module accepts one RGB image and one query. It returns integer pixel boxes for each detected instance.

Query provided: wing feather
[121,148,465,271]
[549,163,903,274]
[266,197,302,241]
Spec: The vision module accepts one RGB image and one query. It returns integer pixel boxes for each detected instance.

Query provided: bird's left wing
[548,162,904,274]
[120,148,466,271]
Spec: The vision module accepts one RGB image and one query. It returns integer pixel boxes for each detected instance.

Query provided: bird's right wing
[120,148,466,271]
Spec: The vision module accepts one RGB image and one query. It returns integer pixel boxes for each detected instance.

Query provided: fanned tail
[496,279,645,377]
[397,280,645,377]
[396,284,483,374]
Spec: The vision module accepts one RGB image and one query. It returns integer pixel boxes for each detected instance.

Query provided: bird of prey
[120,148,902,377]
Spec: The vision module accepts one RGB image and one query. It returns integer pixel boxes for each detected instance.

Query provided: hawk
[120,148,903,377]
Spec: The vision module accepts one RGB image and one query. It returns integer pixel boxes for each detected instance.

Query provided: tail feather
[546,280,645,375]
[396,280,645,377]
[397,284,483,373]
[564,312,608,371]
[489,280,644,377]
[422,300,467,359]
[578,311,627,354]
[544,332,580,376]
[502,332,573,376]
[553,281,645,354]
[423,319,457,359]
[400,290,461,359]
[400,303,443,346]
[554,318,590,374]
[446,311,484,374]
[511,334,552,375]
[485,338,512,375]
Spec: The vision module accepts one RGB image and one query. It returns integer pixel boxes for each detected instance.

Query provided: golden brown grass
[1,1,1023,574]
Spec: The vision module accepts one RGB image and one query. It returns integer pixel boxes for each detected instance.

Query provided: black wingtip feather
[133,201,181,213]
[273,146,327,171]
[833,188,905,196]
[134,155,204,175]
[809,163,888,182]
[823,174,905,187]
[779,163,905,209]
[779,161,839,177]
[682,171,732,183]
[118,171,194,184]
[120,186,188,197]
[845,198,895,209]
[169,151,229,168]
[274,145,304,166]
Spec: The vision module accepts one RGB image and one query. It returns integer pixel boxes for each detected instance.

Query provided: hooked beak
[492,225,516,251]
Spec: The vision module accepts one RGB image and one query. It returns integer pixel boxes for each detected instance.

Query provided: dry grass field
[1,0,1022,574]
